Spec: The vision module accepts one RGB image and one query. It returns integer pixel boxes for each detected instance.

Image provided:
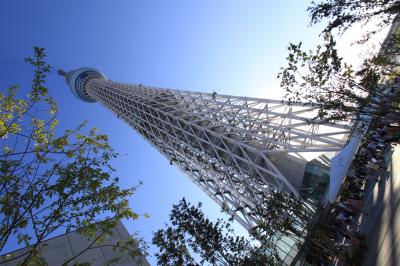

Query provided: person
[337,203,358,216]
[394,76,400,85]
[367,142,377,152]
[344,199,364,213]
[337,212,347,227]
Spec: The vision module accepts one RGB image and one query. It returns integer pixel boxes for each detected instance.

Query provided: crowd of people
[303,85,400,265]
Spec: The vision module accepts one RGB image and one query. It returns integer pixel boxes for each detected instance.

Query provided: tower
[60,68,351,230]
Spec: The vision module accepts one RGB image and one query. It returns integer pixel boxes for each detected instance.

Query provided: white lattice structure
[60,68,351,230]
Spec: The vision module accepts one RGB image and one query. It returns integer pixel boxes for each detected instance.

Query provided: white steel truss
[77,77,351,230]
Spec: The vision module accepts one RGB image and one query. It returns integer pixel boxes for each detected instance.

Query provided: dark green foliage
[251,191,308,241]
[153,199,259,265]
[152,195,310,266]
[308,0,400,39]
[278,33,400,123]
[278,0,400,123]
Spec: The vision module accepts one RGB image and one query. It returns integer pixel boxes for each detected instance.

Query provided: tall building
[59,68,351,230]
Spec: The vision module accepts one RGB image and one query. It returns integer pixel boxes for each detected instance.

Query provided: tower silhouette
[60,68,350,230]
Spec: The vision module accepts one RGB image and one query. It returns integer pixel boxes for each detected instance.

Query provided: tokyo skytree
[59,68,351,230]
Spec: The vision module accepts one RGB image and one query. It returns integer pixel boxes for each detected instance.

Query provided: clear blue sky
[0,1,324,263]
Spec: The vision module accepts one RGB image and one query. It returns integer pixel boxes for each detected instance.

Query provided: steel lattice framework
[61,68,351,230]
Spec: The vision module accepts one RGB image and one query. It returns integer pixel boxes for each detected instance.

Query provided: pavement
[360,144,400,266]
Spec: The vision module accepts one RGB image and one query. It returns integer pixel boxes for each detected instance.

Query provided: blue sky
[0,1,329,263]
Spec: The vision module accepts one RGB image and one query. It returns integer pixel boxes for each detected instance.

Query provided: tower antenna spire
[57,69,67,77]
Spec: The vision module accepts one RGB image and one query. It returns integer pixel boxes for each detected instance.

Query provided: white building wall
[0,221,149,266]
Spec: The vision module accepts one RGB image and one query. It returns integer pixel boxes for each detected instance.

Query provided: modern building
[59,68,356,232]
[0,220,149,266]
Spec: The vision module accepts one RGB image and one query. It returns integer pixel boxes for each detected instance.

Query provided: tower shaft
[71,74,351,229]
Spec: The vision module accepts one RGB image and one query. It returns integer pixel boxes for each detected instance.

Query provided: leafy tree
[250,191,309,240]
[278,33,400,123]
[308,0,400,39]
[153,196,311,266]
[277,0,400,124]
[0,47,145,265]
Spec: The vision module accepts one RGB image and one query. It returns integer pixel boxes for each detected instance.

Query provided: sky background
[0,1,389,264]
